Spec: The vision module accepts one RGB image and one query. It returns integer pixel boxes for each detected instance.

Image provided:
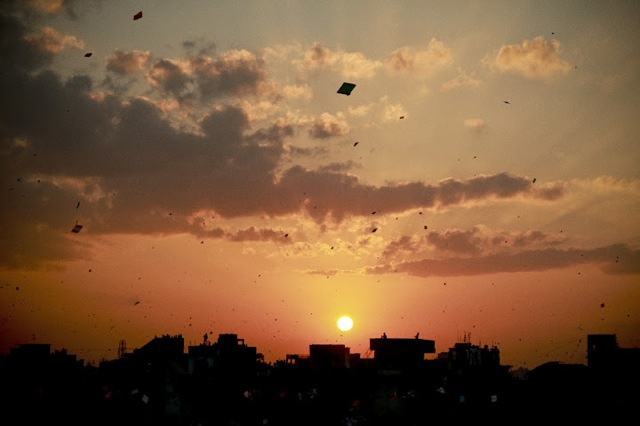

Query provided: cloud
[0,12,571,270]
[147,58,191,98]
[493,36,571,79]
[380,235,420,259]
[441,68,482,92]
[426,228,486,255]
[26,0,65,15]
[297,42,382,79]
[385,38,452,78]
[382,103,407,122]
[339,51,381,79]
[308,113,350,139]
[107,50,151,76]
[106,46,274,104]
[275,169,564,224]
[226,226,292,243]
[279,84,313,101]
[436,173,564,204]
[25,0,96,20]
[369,244,640,276]
[4,7,623,275]
[300,42,337,70]
[347,104,372,117]
[24,26,83,53]
[381,227,568,260]
[0,2,97,72]
[306,269,339,277]
[191,49,269,100]
[464,118,487,134]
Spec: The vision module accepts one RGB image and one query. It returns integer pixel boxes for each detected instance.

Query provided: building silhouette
[188,333,259,379]
[2,331,639,424]
[370,335,436,371]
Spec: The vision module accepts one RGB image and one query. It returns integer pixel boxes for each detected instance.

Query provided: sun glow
[337,316,353,332]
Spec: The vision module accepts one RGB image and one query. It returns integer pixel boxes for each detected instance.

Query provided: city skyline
[1,0,639,368]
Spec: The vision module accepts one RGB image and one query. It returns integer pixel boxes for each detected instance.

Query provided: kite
[337,82,356,96]
[353,142,359,147]
[84,53,92,57]
[71,201,82,232]
[133,11,143,20]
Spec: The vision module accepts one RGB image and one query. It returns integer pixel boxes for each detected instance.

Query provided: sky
[1,0,639,369]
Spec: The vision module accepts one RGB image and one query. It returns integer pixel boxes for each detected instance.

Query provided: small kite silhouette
[353,142,359,147]
[84,53,92,57]
[133,11,143,20]
[337,82,356,96]
[71,224,83,233]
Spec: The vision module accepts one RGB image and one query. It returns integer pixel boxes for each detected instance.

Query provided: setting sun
[337,316,353,332]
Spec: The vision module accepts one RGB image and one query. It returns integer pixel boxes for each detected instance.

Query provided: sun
[337,316,353,332]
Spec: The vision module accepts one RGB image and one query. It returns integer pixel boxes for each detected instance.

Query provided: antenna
[118,339,126,359]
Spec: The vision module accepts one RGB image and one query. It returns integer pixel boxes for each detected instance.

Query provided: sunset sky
[1,0,639,369]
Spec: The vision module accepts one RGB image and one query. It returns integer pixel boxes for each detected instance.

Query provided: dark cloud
[0,5,56,72]
[147,58,191,98]
[369,244,640,277]
[276,168,562,224]
[381,235,420,259]
[191,49,269,100]
[511,230,564,248]
[246,121,294,144]
[317,161,357,174]
[0,4,571,270]
[437,173,564,204]
[182,38,216,57]
[226,226,292,243]
[426,228,484,255]
[381,228,568,260]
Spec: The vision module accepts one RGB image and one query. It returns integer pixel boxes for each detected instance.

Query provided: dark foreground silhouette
[1,333,637,425]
